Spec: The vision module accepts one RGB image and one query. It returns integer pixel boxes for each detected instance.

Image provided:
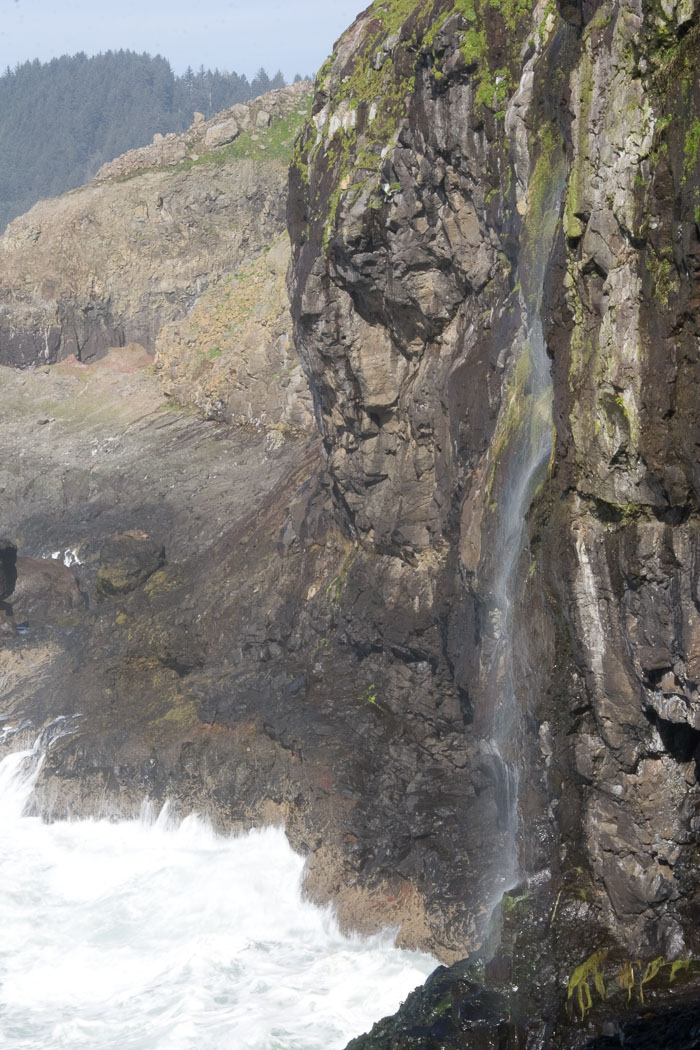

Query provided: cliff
[153,234,313,430]
[287,0,700,1042]
[0,83,311,368]
[1,3,699,1047]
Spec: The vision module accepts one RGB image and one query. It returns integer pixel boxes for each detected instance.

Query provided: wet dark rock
[346,959,513,1050]
[12,557,84,624]
[0,538,17,601]
[582,1002,700,1050]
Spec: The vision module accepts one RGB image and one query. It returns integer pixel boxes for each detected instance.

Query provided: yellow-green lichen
[567,950,608,1020]
[324,548,357,604]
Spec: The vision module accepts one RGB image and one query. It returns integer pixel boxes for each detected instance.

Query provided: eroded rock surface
[286,0,700,1043]
[289,0,576,954]
[154,234,313,430]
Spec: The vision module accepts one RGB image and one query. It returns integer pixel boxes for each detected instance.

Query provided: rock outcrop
[154,234,313,430]
[96,530,166,599]
[0,82,311,367]
[94,87,300,182]
[289,0,578,957]
[286,0,700,1042]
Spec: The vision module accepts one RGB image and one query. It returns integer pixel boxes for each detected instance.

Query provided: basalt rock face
[541,0,700,963]
[288,0,700,1043]
[289,0,575,957]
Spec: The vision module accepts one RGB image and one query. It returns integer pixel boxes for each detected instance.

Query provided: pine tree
[250,67,271,97]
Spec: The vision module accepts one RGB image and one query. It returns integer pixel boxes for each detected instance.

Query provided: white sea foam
[0,745,435,1050]
[48,548,82,567]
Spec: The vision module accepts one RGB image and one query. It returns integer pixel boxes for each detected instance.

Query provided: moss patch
[150,696,200,730]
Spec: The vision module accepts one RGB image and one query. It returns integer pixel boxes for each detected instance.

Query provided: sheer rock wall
[1,0,700,1040]
[288,0,700,1001]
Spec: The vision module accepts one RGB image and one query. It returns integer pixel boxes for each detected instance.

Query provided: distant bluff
[0,83,311,370]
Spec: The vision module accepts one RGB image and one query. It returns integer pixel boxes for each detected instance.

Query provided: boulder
[96,530,165,599]
[230,103,252,128]
[12,556,84,624]
[204,118,239,149]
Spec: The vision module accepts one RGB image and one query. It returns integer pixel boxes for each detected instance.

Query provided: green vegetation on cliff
[177,100,311,172]
[293,0,537,257]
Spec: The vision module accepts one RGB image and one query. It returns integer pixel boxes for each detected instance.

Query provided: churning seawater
[0,743,435,1050]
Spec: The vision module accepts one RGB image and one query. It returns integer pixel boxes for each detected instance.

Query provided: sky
[0,0,362,81]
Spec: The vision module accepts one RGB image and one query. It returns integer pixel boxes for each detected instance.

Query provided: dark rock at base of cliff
[582,1002,700,1050]
[347,971,700,1050]
[12,557,84,624]
[344,873,700,1050]
[96,531,165,599]
[0,538,17,600]
[345,958,514,1050]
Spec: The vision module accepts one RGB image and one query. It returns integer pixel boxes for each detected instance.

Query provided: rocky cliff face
[287,0,700,1041]
[544,0,700,959]
[154,234,313,430]
[2,3,700,1045]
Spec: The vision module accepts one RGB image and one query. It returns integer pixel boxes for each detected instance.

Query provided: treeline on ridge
[0,50,305,231]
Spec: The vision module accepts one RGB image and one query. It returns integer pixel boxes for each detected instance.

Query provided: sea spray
[0,740,435,1050]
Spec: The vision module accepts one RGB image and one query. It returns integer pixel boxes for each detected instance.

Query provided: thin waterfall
[487,148,567,896]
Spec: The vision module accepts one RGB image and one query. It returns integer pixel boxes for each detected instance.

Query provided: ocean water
[0,744,435,1050]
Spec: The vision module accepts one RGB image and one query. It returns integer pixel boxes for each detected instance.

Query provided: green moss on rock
[294,0,537,257]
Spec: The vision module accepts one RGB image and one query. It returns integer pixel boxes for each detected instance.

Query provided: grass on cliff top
[107,96,312,185]
[176,100,312,172]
